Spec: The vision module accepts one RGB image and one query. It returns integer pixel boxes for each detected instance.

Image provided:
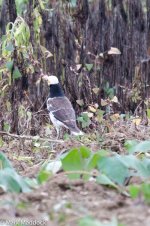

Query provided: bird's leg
[56,127,60,139]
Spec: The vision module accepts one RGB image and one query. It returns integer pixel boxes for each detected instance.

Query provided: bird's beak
[42,75,51,85]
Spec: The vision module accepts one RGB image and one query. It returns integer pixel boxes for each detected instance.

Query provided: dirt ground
[0,122,150,226]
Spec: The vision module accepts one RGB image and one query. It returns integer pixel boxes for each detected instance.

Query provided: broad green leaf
[0,152,13,169]
[127,140,150,153]
[86,153,101,170]
[124,140,138,151]
[0,169,21,193]
[112,155,150,179]
[128,185,140,199]
[0,153,31,193]
[97,174,117,188]
[141,183,150,203]
[61,148,83,179]
[86,150,108,171]
[80,146,91,158]
[0,168,31,193]
[129,183,150,204]
[61,147,98,179]
[6,61,14,71]
[97,155,129,185]
[13,66,22,79]
[14,23,25,36]
[37,170,52,184]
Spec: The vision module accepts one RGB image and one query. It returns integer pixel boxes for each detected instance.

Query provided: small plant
[58,143,150,189]
[77,112,91,128]
[0,152,31,193]
[103,82,115,99]
[129,183,150,204]
[79,216,123,226]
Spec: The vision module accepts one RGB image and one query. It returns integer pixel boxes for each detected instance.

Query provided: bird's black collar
[49,84,64,98]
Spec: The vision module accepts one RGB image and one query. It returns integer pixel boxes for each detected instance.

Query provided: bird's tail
[71,127,84,136]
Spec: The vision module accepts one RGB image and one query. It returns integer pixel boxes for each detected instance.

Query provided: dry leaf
[132,118,141,126]
[76,99,84,106]
[40,45,53,58]
[87,112,94,118]
[94,103,99,108]
[76,64,82,71]
[88,106,97,113]
[110,113,120,121]
[92,88,100,94]
[36,78,41,86]
[45,50,53,58]
[108,47,121,55]
[101,99,108,106]
[111,96,119,103]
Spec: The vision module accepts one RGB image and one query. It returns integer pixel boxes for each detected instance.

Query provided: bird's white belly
[49,112,65,128]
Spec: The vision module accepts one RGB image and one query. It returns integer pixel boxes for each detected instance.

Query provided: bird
[43,75,84,138]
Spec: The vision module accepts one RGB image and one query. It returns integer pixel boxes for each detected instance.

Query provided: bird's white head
[43,75,59,85]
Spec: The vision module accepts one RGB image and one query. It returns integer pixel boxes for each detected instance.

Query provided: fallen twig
[0,131,64,143]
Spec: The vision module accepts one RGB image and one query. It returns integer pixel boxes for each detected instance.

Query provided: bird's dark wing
[47,97,78,130]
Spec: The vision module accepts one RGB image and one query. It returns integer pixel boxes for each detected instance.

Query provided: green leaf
[85,64,93,71]
[141,183,150,203]
[5,42,14,52]
[129,183,150,204]
[0,168,31,193]
[127,140,150,153]
[77,112,91,128]
[0,169,21,193]
[124,140,138,151]
[86,150,109,171]
[0,153,31,193]
[79,217,119,226]
[0,152,13,169]
[107,88,115,99]
[61,148,83,179]
[122,156,150,178]
[61,147,98,179]
[79,217,102,226]
[79,146,91,158]
[0,137,4,148]
[97,174,117,188]
[37,170,52,184]
[128,185,140,199]
[4,122,10,132]
[147,109,150,119]
[6,61,14,71]
[97,155,129,185]
[96,109,105,123]
[86,153,101,170]
[13,66,22,79]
